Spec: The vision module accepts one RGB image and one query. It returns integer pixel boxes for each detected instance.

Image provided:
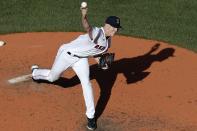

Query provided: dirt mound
[0,32,197,131]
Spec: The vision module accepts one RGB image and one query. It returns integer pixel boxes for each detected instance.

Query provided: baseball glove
[98,53,115,70]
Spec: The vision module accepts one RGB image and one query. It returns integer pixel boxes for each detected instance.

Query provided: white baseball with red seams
[32,27,111,119]
[81,2,87,8]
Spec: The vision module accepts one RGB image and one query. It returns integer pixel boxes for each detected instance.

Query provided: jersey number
[94,45,105,51]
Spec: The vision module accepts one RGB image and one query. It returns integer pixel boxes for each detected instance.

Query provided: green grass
[0,0,197,52]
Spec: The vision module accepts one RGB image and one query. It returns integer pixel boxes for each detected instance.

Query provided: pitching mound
[0,32,197,131]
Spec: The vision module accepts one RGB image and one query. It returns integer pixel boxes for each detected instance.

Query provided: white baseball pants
[32,45,95,119]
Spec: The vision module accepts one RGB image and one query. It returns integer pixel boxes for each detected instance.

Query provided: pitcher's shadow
[36,43,175,120]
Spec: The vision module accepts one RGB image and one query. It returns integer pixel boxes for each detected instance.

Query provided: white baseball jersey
[65,27,111,57]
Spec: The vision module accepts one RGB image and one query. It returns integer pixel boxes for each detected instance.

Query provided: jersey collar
[101,27,106,38]
[101,27,111,40]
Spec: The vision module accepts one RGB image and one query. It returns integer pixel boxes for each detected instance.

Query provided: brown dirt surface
[0,32,197,131]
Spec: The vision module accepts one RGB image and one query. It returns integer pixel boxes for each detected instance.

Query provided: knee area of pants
[81,81,92,87]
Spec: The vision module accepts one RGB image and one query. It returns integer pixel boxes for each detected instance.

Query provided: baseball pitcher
[31,4,121,130]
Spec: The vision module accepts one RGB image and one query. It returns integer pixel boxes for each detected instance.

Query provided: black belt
[67,52,85,58]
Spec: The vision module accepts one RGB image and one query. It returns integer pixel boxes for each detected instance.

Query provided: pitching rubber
[8,74,32,84]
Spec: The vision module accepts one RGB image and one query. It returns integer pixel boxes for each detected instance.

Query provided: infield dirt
[0,32,197,131]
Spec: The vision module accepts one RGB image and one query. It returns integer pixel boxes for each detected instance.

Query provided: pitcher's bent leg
[72,58,95,119]
[32,51,78,82]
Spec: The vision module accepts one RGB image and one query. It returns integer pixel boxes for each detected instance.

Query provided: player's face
[109,27,118,37]
[104,24,118,37]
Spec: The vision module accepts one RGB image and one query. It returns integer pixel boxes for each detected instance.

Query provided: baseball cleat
[86,117,97,130]
[31,65,39,73]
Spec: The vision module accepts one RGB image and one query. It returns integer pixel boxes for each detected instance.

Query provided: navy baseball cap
[105,16,122,28]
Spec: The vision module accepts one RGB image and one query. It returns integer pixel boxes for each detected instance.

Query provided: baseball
[0,41,6,46]
[81,2,87,8]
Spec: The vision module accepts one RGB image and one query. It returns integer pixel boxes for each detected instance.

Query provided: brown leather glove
[98,53,115,70]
